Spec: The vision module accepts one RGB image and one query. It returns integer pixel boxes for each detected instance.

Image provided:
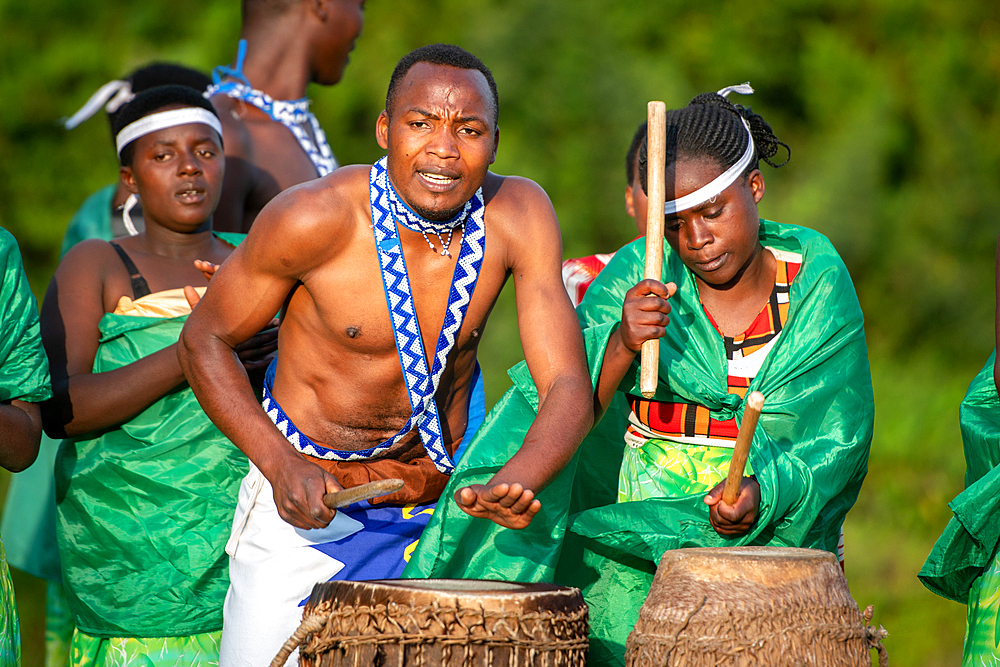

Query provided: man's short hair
[386,44,499,125]
[113,85,220,166]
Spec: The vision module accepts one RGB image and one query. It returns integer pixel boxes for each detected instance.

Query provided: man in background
[208,0,366,232]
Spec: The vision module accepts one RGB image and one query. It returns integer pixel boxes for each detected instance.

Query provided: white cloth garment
[219,462,363,667]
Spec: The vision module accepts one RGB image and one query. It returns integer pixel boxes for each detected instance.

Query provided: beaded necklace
[206,40,338,176]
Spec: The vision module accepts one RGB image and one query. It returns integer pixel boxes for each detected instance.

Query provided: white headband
[663,82,755,215]
[115,107,223,157]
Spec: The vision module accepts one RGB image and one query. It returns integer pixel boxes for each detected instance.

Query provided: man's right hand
[267,456,343,529]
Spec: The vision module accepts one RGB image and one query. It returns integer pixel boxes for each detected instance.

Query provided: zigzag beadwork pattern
[206,80,338,176]
[262,383,389,461]
[367,157,486,474]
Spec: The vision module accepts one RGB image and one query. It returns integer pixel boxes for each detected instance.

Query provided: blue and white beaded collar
[261,157,485,474]
[384,176,473,258]
[206,40,338,177]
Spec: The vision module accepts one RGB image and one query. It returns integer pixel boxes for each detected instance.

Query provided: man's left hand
[704,477,760,536]
[455,482,541,529]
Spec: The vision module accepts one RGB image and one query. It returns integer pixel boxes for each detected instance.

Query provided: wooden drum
[282,579,589,667]
[625,547,888,666]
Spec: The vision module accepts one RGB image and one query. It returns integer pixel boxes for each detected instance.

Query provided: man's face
[312,0,365,86]
[661,156,765,289]
[120,114,225,232]
[376,62,498,221]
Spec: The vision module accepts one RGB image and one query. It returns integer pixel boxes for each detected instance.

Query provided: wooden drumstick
[722,391,765,505]
[322,478,404,509]
[640,101,667,399]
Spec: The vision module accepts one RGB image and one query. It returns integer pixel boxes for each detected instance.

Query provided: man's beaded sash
[367,157,486,473]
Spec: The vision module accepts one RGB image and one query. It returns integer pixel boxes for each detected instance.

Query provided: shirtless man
[209,0,365,233]
[179,44,593,666]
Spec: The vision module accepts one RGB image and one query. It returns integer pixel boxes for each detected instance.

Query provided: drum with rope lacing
[272,578,589,667]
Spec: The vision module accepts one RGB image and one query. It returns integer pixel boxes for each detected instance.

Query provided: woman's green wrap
[56,311,247,638]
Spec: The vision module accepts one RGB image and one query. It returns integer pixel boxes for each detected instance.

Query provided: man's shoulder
[482,172,555,226]
[483,172,548,203]
[210,93,288,157]
[277,164,370,213]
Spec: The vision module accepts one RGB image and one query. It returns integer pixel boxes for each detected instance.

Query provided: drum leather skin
[297,579,589,667]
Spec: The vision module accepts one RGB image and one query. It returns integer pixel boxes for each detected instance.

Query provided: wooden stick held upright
[640,101,667,399]
[722,391,765,505]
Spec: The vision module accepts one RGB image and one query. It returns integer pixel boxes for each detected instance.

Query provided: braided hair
[638,92,790,194]
[625,121,647,184]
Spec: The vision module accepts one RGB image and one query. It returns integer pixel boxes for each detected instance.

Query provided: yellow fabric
[113,288,205,318]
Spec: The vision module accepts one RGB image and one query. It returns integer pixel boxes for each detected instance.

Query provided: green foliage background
[3,0,999,664]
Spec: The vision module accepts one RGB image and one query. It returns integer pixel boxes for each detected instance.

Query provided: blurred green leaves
[2,2,999,663]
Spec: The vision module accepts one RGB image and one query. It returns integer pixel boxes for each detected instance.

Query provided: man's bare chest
[296,240,508,360]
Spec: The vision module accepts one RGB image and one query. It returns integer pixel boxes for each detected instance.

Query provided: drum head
[307,578,586,615]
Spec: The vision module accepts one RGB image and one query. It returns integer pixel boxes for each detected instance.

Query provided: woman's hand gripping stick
[722,391,765,505]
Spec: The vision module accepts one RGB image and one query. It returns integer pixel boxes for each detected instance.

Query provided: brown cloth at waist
[300,443,451,507]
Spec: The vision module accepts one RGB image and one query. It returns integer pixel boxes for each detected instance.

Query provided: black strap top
[109,242,152,300]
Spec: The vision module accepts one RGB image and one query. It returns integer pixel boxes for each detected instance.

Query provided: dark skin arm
[40,240,276,439]
[593,277,760,537]
[179,188,345,531]
[593,279,676,420]
[0,400,42,472]
[454,178,594,528]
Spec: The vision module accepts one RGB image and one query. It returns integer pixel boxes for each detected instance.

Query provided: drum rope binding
[862,604,890,667]
[271,600,589,667]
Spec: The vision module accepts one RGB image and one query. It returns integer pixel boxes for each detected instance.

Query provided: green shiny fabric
[404,221,874,666]
[47,581,73,667]
[59,184,116,256]
[920,353,1000,662]
[2,433,63,581]
[4,191,117,581]
[55,311,248,639]
[69,627,222,667]
[0,227,52,404]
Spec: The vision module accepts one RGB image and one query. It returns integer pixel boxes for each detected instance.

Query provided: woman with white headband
[561,88,875,660]
[0,64,214,666]
[400,87,876,665]
[39,84,277,667]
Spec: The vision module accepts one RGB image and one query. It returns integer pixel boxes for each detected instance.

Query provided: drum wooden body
[625,547,885,666]
[298,579,588,667]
